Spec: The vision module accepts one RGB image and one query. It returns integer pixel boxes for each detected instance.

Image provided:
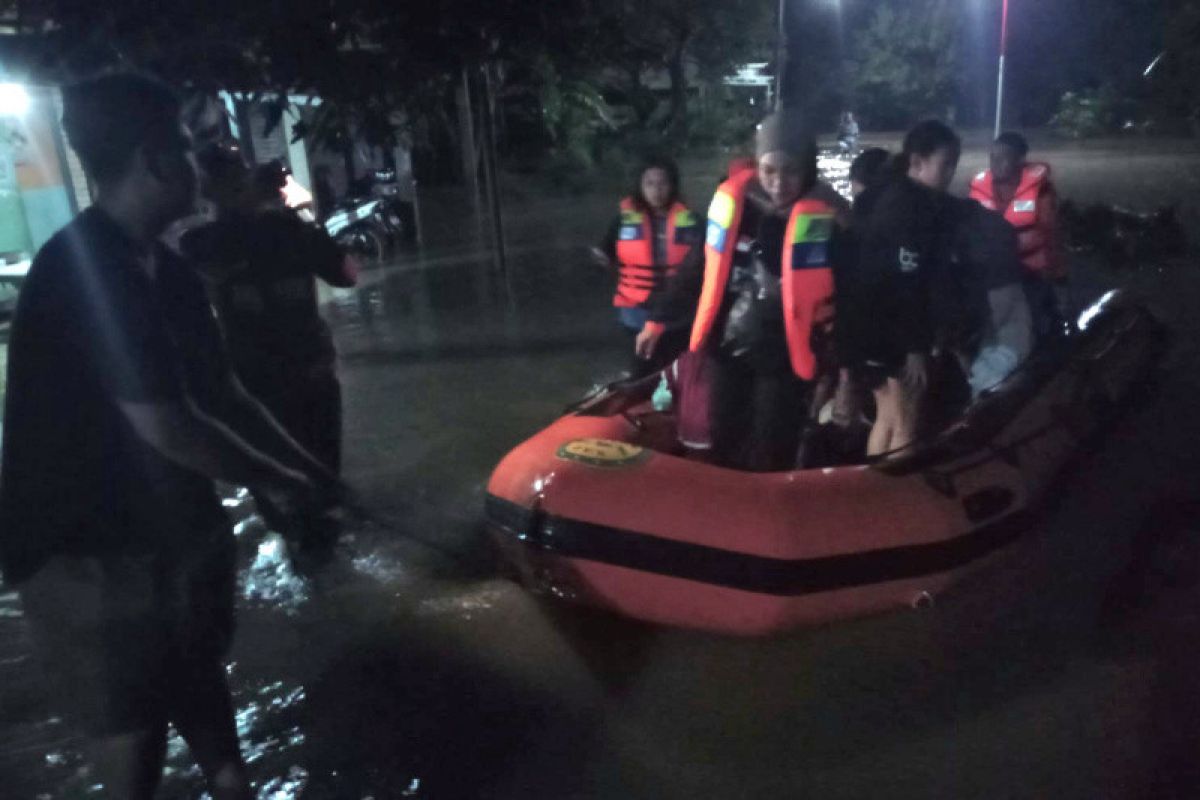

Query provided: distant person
[184,144,358,560]
[593,155,701,377]
[969,132,1068,338]
[638,111,849,471]
[837,120,961,457]
[837,111,860,153]
[0,74,337,800]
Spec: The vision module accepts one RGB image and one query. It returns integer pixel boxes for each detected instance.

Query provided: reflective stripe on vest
[689,173,836,380]
[614,198,698,308]
[969,163,1055,274]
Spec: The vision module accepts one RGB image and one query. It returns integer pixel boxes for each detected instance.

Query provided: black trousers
[239,365,344,565]
[710,355,810,472]
[241,367,343,473]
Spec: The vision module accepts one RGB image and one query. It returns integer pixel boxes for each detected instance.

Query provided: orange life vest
[613,199,699,308]
[969,162,1062,277]
[689,170,836,380]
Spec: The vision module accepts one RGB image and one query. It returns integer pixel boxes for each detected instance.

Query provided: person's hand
[903,352,930,392]
[635,322,666,360]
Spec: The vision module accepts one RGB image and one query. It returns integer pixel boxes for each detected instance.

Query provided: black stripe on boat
[485,494,1032,596]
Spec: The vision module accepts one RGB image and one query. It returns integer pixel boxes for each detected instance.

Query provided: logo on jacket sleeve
[898,247,920,273]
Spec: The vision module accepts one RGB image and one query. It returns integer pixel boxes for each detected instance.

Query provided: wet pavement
[2,142,1200,798]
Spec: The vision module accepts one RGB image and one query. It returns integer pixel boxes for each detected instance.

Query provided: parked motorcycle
[324,197,390,265]
[325,169,411,265]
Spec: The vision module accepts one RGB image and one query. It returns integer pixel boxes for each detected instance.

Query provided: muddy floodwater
[2,140,1200,799]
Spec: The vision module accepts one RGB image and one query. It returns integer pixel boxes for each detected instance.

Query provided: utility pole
[776,0,788,109]
[475,63,507,280]
[993,0,1011,139]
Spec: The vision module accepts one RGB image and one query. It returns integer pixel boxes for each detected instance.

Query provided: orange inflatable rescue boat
[486,293,1165,635]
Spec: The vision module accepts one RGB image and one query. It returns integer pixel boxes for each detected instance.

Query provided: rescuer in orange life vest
[636,111,849,471]
[594,156,702,377]
[969,132,1068,338]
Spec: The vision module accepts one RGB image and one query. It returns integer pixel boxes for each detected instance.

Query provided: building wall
[0,87,79,260]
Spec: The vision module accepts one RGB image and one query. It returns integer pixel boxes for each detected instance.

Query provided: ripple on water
[241,533,311,612]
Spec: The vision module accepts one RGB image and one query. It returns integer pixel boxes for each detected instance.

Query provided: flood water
[2,142,1200,799]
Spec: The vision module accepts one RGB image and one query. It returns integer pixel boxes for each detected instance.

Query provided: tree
[1153,0,1200,133]
[848,0,964,129]
[598,0,775,137]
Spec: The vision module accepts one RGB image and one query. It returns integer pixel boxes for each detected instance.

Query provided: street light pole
[776,0,788,109]
[993,0,1011,139]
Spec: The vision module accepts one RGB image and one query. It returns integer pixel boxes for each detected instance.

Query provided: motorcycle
[323,169,411,265]
[324,197,390,265]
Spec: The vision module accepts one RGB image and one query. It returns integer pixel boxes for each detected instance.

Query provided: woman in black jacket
[836,120,961,457]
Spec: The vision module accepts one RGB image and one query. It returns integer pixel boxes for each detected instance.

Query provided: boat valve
[911,591,935,611]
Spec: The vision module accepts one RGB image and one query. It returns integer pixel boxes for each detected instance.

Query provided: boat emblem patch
[556,438,650,469]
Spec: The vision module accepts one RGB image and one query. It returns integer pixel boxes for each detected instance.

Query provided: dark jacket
[835,176,955,369]
[182,209,354,375]
[946,197,1027,352]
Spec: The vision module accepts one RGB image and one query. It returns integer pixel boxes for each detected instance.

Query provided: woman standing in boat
[594,155,702,378]
[637,111,848,471]
[836,120,961,457]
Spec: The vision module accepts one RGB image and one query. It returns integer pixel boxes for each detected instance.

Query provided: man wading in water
[0,73,339,799]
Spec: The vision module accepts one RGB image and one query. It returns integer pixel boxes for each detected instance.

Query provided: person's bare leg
[171,659,252,800]
[867,382,897,457]
[891,382,924,453]
[88,723,168,800]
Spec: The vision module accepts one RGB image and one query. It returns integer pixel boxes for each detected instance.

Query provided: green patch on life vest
[621,211,646,225]
[674,209,698,227]
[793,214,834,244]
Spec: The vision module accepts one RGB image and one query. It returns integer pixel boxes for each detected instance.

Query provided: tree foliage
[848,0,963,129]
[0,0,775,159]
[1153,0,1200,132]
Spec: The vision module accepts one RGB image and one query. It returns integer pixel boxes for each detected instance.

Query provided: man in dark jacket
[184,145,358,562]
[948,197,1033,397]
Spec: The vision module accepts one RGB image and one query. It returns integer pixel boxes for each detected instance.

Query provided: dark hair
[62,73,184,186]
[994,131,1029,158]
[849,148,890,189]
[891,119,961,177]
[903,119,961,161]
[630,155,681,210]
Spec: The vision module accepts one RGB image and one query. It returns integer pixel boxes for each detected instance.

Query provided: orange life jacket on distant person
[689,168,836,380]
[969,162,1063,278]
[613,198,698,308]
